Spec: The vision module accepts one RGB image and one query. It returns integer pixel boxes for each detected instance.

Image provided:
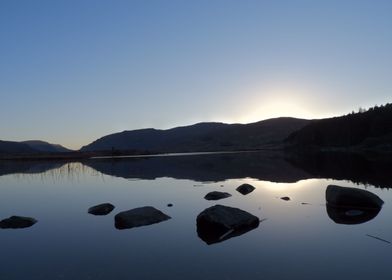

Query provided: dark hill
[22,140,73,153]
[0,140,37,154]
[81,117,310,153]
[286,103,392,151]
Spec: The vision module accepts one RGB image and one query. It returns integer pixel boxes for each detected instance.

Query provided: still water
[0,152,391,280]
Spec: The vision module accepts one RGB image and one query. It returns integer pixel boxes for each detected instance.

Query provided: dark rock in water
[115,206,171,230]
[326,204,381,225]
[197,205,259,245]
[281,196,290,201]
[88,203,115,215]
[0,216,37,229]
[326,185,384,209]
[236,183,255,195]
[167,203,173,207]
[326,185,384,225]
[204,191,232,201]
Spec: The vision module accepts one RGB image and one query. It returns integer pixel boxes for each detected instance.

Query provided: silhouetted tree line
[287,103,392,149]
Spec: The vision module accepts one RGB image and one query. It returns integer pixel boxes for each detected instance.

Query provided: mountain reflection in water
[1,151,391,188]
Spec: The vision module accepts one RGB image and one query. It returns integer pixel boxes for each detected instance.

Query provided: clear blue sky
[1,0,391,149]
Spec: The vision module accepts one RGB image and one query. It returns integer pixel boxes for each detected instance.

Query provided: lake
[0,151,391,280]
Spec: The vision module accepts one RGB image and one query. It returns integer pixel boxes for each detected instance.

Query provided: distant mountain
[0,140,73,155]
[286,103,392,151]
[80,117,310,153]
[22,140,73,153]
[0,140,37,154]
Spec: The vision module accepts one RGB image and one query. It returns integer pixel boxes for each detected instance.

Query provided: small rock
[197,205,260,245]
[236,184,255,195]
[0,216,37,229]
[115,206,171,230]
[204,191,232,201]
[281,197,290,201]
[88,203,115,215]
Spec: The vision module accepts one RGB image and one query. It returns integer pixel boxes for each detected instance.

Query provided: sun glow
[237,84,323,123]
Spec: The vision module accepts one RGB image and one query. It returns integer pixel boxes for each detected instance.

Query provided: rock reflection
[326,205,381,225]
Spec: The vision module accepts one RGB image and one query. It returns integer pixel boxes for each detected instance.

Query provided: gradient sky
[1,0,391,149]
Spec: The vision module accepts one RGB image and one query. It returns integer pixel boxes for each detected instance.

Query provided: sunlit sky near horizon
[1,0,392,150]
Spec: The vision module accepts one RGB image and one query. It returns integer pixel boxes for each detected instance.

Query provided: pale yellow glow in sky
[235,84,330,123]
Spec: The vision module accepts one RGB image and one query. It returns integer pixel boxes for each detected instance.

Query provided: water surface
[0,152,391,279]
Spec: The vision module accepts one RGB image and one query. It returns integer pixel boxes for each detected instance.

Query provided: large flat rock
[115,206,171,230]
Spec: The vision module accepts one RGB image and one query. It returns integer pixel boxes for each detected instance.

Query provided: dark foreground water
[0,152,391,280]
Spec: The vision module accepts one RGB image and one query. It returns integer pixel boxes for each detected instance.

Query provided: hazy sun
[237,84,321,123]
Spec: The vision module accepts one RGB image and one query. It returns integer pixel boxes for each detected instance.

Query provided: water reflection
[0,153,391,279]
[288,152,392,188]
[84,152,310,183]
[85,152,392,187]
[1,152,391,188]
[326,205,382,225]
[0,160,66,176]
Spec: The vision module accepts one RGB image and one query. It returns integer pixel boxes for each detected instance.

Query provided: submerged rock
[88,203,115,215]
[115,206,171,230]
[0,216,37,229]
[204,191,232,201]
[197,205,259,245]
[236,184,255,195]
[326,185,384,225]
